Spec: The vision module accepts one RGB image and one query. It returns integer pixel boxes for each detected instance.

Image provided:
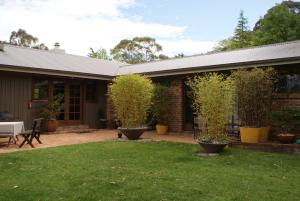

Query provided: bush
[40,94,64,121]
[187,73,234,139]
[271,107,300,133]
[152,84,170,125]
[231,68,277,127]
[108,74,154,128]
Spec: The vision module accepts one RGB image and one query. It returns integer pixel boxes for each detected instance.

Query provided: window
[278,74,300,93]
[86,82,97,102]
[33,80,48,100]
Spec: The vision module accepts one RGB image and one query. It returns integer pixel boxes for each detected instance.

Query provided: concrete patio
[0,130,196,154]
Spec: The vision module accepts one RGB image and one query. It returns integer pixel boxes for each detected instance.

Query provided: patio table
[0,122,25,138]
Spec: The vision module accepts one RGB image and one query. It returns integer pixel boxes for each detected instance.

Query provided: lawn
[0,141,299,201]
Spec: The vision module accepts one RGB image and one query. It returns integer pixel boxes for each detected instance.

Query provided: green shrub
[187,73,234,138]
[40,94,64,121]
[108,74,154,128]
[271,107,300,133]
[152,84,170,125]
[231,68,277,127]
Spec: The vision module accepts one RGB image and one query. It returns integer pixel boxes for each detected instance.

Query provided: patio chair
[19,118,43,148]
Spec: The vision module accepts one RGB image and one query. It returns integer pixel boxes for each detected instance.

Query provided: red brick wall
[167,79,184,132]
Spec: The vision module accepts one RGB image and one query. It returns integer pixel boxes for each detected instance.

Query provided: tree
[88,47,111,60]
[252,1,300,45]
[213,11,252,51]
[174,53,185,58]
[8,28,48,50]
[111,37,163,64]
[158,54,169,60]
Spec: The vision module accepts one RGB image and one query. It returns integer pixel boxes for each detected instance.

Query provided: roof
[0,44,122,80]
[117,40,300,76]
[1,40,300,79]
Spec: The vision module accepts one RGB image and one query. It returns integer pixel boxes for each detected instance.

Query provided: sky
[0,0,283,57]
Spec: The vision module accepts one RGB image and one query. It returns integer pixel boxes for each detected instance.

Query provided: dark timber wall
[0,72,33,128]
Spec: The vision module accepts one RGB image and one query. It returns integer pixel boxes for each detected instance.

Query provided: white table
[0,122,25,138]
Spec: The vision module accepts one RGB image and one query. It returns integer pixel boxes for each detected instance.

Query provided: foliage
[187,73,234,138]
[158,54,169,60]
[214,11,252,51]
[111,37,163,64]
[152,84,170,125]
[271,106,300,133]
[40,94,64,121]
[231,68,277,127]
[108,74,154,128]
[253,1,300,45]
[214,2,300,51]
[8,29,48,50]
[88,47,111,60]
[174,53,185,58]
[198,134,228,144]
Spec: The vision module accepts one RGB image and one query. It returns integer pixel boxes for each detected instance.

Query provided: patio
[0,130,196,154]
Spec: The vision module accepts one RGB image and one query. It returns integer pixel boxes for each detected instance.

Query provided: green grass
[0,141,299,201]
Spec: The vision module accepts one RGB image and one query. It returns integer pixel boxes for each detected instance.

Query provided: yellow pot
[259,126,270,143]
[156,124,168,135]
[240,127,260,143]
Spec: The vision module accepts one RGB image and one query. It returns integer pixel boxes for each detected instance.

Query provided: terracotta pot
[277,134,296,144]
[259,126,270,143]
[156,124,168,135]
[46,120,58,132]
[240,127,260,143]
[199,143,227,153]
[119,127,147,140]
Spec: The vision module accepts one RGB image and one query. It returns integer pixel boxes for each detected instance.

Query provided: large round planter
[277,134,296,144]
[240,127,260,143]
[259,126,270,143]
[119,127,147,140]
[156,124,168,135]
[199,143,228,153]
[46,120,58,132]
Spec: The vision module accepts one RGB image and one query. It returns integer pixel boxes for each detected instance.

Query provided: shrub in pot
[40,94,64,132]
[187,73,234,153]
[231,68,276,143]
[271,107,300,144]
[108,74,154,140]
[152,84,170,135]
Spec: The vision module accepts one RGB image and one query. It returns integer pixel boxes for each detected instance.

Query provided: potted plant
[271,107,300,144]
[187,73,234,153]
[232,68,276,143]
[108,74,154,140]
[40,94,64,132]
[152,84,170,135]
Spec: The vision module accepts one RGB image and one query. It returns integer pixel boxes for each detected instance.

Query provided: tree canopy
[214,1,300,52]
[7,29,48,50]
[88,47,111,60]
[111,37,163,64]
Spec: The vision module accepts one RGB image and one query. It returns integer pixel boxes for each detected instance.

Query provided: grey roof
[0,44,122,79]
[117,40,300,76]
[1,40,300,79]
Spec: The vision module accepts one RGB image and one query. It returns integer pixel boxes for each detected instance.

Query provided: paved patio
[0,130,196,154]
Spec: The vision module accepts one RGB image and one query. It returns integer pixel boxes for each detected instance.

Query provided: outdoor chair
[19,118,43,148]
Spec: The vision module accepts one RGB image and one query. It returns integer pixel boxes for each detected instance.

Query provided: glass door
[53,81,65,121]
[69,84,81,121]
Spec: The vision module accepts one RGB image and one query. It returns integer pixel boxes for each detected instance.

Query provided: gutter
[0,65,113,80]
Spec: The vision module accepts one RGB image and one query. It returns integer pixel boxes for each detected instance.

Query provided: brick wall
[167,79,184,132]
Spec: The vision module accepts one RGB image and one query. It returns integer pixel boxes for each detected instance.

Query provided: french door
[52,81,82,125]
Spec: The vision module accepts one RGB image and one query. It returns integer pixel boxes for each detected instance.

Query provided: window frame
[32,79,50,102]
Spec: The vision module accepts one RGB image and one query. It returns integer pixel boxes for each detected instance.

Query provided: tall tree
[88,47,111,60]
[252,1,300,45]
[8,28,48,50]
[111,37,163,64]
[213,11,252,51]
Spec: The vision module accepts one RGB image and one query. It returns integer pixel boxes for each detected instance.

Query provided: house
[1,41,300,132]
